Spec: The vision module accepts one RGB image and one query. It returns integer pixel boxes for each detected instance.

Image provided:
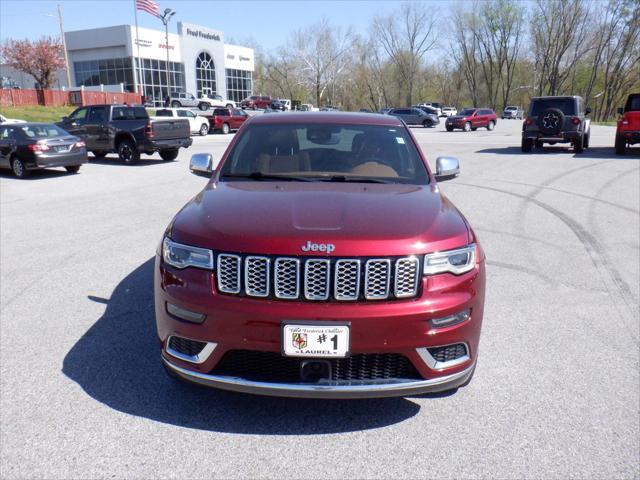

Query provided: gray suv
[388,107,439,127]
[168,92,211,111]
[522,96,591,153]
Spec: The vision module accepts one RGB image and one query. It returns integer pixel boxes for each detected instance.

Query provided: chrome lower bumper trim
[162,356,475,399]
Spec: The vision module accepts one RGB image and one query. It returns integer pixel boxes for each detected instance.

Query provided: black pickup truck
[57,104,192,164]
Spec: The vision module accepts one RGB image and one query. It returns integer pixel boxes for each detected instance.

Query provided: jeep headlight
[424,244,476,275]
[162,237,214,270]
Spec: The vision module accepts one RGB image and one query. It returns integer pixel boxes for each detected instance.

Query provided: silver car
[502,106,524,119]
[389,107,439,127]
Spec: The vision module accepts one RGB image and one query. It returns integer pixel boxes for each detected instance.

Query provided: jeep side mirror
[435,156,460,181]
[189,153,213,176]
[61,116,68,122]
[585,107,592,115]
[617,107,624,115]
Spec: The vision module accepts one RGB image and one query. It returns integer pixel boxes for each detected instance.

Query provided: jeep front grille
[215,253,421,301]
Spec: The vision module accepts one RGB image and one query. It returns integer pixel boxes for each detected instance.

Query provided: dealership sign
[186,28,220,41]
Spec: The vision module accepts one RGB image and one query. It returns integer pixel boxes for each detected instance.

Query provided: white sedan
[0,114,27,124]
[154,108,210,136]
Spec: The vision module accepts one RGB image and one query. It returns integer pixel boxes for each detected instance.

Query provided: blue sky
[0,0,421,51]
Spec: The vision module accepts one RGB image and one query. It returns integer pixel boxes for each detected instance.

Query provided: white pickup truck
[154,108,210,136]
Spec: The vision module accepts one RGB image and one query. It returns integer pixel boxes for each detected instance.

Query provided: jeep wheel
[222,123,230,135]
[574,135,584,154]
[584,132,590,149]
[226,103,234,108]
[198,102,210,111]
[171,101,181,108]
[160,149,179,161]
[65,165,81,174]
[615,134,626,155]
[463,122,471,132]
[199,123,209,136]
[487,120,495,131]
[521,138,533,153]
[446,125,454,132]
[117,139,140,164]
[422,119,431,128]
[11,157,30,178]
[92,150,107,159]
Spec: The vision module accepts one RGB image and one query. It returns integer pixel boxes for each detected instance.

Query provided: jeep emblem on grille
[301,241,335,254]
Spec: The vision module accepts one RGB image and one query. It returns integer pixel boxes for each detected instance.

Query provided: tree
[372,2,437,105]
[531,0,592,96]
[293,18,353,106]
[0,36,65,89]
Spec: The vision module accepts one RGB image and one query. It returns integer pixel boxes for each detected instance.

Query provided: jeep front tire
[521,138,533,153]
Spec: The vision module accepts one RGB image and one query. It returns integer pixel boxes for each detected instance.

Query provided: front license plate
[282,324,350,358]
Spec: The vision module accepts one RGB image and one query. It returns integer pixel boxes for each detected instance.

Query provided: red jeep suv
[616,93,640,155]
[156,112,486,398]
[445,108,497,132]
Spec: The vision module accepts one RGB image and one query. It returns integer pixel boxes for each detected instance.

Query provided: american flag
[136,0,160,18]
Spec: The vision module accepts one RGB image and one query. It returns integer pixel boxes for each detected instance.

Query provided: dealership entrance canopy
[65,22,254,106]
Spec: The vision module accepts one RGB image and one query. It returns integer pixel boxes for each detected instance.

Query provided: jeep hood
[170,181,470,257]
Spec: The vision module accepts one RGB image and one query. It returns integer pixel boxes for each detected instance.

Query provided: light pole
[160,8,176,103]
[45,5,71,89]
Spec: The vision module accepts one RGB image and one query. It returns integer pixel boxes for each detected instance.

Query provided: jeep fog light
[166,302,206,324]
[431,309,470,328]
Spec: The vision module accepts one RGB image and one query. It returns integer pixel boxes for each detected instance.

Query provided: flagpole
[133,0,143,97]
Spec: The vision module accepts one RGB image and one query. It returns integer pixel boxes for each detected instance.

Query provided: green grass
[592,120,617,127]
[0,105,75,123]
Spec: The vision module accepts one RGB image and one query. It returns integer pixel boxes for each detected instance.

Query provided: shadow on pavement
[477,145,639,159]
[88,155,172,166]
[0,168,79,181]
[63,258,422,434]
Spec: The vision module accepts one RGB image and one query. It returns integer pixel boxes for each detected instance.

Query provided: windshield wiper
[321,175,392,184]
[222,172,315,182]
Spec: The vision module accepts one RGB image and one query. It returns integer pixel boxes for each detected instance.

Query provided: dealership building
[64,22,254,106]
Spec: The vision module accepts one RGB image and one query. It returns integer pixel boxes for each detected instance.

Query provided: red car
[241,95,272,110]
[445,108,497,132]
[156,112,486,398]
[207,108,248,134]
[615,93,640,155]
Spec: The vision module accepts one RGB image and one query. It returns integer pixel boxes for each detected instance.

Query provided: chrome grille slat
[217,254,241,294]
[305,259,330,300]
[394,257,419,298]
[245,256,270,297]
[334,259,361,301]
[275,258,300,299]
[215,253,420,301]
[365,259,391,300]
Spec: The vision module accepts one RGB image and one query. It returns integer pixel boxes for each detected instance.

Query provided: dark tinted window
[459,108,476,116]
[625,94,640,112]
[531,98,576,116]
[88,107,107,122]
[155,109,173,117]
[214,108,229,116]
[221,123,429,185]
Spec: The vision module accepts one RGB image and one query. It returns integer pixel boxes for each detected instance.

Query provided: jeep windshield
[531,98,576,116]
[220,123,430,185]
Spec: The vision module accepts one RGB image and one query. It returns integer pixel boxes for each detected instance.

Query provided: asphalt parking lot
[1,117,638,478]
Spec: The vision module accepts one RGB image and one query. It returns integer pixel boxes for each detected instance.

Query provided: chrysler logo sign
[186,28,220,41]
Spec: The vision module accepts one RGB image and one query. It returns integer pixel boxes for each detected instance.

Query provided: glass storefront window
[225,68,252,104]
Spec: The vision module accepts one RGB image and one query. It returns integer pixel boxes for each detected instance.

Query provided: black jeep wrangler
[521,96,591,153]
